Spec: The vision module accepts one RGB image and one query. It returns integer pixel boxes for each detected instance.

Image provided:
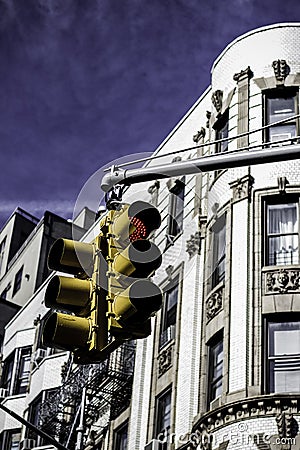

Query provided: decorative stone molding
[272,60,290,85]
[264,268,300,294]
[165,265,174,281]
[276,412,297,443]
[206,111,211,128]
[190,395,300,441]
[211,90,223,114]
[157,344,173,377]
[186,232,201,258]
[277,176,289,194]
[148,180,160,206]
[229,174,254,203]
[193,127,206,143]
[206,285,224,322]
[233,66,253,83]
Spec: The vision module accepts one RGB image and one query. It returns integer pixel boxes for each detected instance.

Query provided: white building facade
[1,23,300,450]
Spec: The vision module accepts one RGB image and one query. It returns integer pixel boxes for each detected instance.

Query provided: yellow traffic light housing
[103,201,163,339]
[42,200,163,363]
[42,237,109,363]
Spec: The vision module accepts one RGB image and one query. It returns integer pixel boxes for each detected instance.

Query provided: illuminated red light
[129,216,147,241]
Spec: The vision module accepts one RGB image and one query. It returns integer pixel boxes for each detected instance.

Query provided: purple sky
[0,0,299,227]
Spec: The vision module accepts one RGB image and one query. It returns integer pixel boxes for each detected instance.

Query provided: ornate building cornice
[188,395,300,449]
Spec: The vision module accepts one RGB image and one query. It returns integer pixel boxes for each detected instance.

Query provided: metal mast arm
[101,144,300,192]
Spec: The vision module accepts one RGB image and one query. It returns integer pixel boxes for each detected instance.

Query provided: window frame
[1,351,15,395]
[263,87,299,146]
[264,315,300,394]
[154,387,172,443]
[0,429,21,450]
[213,108,229,154]
[159,280,179,349]
[166,177,185,243]
[207,332,224,407]
[208,214,226,291]
[113,421,128,450]
[13,346,32,395]
[12,265,24,297]
[263,196,300,266]
[0,236,7,275]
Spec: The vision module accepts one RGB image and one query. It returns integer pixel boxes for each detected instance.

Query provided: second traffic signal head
[105,201,163,339]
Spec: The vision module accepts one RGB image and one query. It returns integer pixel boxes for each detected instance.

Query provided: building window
[214,109,229,154]
[26,393,42,443]
[208,335,223,405]
[113,422,128,450]
[0,429,21,450]
[0,236,6,275]
[155,388,172,443]
[14,347,31,394]
[265,200,299,266]
[12,266,23,296]
[264,88,298,145]
[167,178,185,242]
[208,215,226,290]
[1,352,15,394]
[160,282,178,348]
[267,319,300,393]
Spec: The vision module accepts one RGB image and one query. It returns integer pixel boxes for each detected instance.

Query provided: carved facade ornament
[276,412,296,441]
[233,66,253,83]
[147,180,160,206]
[186,232,201,258]
[206,111,211,128]
[272,60,290,84]
[211,90,223,113]
[158,344,173,377]
[191,395,300,439]
[193,127,206,143]
[229,175,254,203]
[206,286,224,322]
[277,176,289,194]
[265,268,300,294]
[165,265,174,281]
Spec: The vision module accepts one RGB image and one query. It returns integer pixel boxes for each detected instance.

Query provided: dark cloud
[0,0,299,226]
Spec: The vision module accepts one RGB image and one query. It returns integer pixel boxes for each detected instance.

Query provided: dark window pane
[12,266,23,296]
[160,284,178,347]
[210,215,226,290]
[167,181,185,238]
[155,389,172,441]
[215,110,229,154]
[113,423,128,450]
[14,347,31,394]
[208,338,223,403]
[1,353,14,393]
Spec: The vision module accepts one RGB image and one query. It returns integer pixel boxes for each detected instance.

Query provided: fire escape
[38,341,135,449]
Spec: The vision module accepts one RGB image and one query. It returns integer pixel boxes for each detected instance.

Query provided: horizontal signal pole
[0,402,69,450]
[101,144,300,192]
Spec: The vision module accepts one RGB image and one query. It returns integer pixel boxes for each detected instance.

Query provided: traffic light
[102,200,163,339]
[42,237,108,363]
[42,200,163,363]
